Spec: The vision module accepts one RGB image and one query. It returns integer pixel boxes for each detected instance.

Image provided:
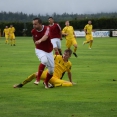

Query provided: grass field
[0,37,117,117]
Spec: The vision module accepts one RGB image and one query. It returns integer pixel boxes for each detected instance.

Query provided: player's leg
[6,35,9,44]
[51,39,60,55]
[34,49,47,84]
[89,35,93,49]
[72,39,78,57]
[10,34,13,46]
[50,78,73,87]
[5,35,8,44]
[43,51,54,88]
[83,35,90,45]
[66,40,72,50]
[13,72,37,88]
[57,39,62,55]
[13,34,16,46]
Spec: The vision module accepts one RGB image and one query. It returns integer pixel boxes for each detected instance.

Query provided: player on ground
[31,18,54,88]
[83,20,93,49]
[13,49,76,88]
[48,17,62,55]
[3,26,9,44]
[62,21,78,57]
[9,24,16,46]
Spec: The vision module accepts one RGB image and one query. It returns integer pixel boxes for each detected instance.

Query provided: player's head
[48,17,54,24]
[65,21,70,26]
[63,49,72,60]
[33,18,42,30]
[10,25,13,27]
[88,20,92,25]
[5,26,8,28]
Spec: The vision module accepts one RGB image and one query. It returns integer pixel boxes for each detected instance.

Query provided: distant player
[83,20,93,49]
[13,49,76,88]
[9,24,16,46]
[48,17,62,55]
[62,21,78,57]
[31,18,54,88]
[3,26,9,44]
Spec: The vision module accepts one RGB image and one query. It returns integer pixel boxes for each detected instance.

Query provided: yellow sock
[22,73,36,85]
[54,84,62,87]
[84,41,89,44]
[62,82,72,87]
[74,47,77,53]
[13,39,15,44]
[89,41,93,48]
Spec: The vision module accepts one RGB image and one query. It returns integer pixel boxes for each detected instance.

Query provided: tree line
[0,11,117,22]
[0,11,117,36]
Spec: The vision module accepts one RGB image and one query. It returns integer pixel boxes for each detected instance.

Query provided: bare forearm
[67,72,72,82]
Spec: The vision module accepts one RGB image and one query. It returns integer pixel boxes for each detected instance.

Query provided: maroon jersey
[49,23,61,39]
[31,25,53,53]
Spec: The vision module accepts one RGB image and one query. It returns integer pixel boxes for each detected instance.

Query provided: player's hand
[72,82,77,85]
[35,40,41,44]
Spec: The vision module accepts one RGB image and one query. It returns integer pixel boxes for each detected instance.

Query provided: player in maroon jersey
[48,17,62,55]
[31,18,54,88]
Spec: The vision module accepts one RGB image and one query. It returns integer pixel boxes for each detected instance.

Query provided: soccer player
[9,24,16,46]
[32,18,54,88]
[3,26,9,44]
[83,20,93,49]
[13,49,76,88]
[62,21,78,57]
[48,17,62,55]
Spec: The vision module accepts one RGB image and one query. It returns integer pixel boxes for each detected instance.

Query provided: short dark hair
[48,17,53,19]
[64,49,72,56]
[33,18,42,24]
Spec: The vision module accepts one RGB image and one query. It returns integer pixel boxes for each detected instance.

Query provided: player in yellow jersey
[3,26,9,44]
[83,20,93,49]
[13,49,76,88]
[9,24,16,46]
[62,21,78,57]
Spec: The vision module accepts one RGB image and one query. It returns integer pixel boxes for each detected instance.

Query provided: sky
[0,0,117,15]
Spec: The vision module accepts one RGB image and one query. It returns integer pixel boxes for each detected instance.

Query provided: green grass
[0,36,117,117]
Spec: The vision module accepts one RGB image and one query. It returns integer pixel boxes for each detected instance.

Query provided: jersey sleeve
[62,27,67,33]
[45,27,50,36]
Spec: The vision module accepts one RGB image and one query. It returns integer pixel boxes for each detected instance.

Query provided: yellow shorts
[66,38,77,48]
[5,35,9,39]
[40,70,72,86]
[86,34,93,41]
[10,34,15,40]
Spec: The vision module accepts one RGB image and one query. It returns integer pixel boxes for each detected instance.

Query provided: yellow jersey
[9,27,15,34]
[3,28,9,35]
[84,24,93,35]
[53,55,72,79]
[62,26,75,40]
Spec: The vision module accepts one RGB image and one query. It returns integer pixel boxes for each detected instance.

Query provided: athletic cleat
[73,52,78,57]
[13,83,23,88]
[43,82,48,89]
[48,83,54,88]
[34,80,40,85]
[13,44,16,46]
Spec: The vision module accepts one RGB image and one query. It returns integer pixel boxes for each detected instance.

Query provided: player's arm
[62,27,68,36]
[35,27,49,44]
[67,71,72,82]
[57,24,62,40]
[84,25,87,35]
